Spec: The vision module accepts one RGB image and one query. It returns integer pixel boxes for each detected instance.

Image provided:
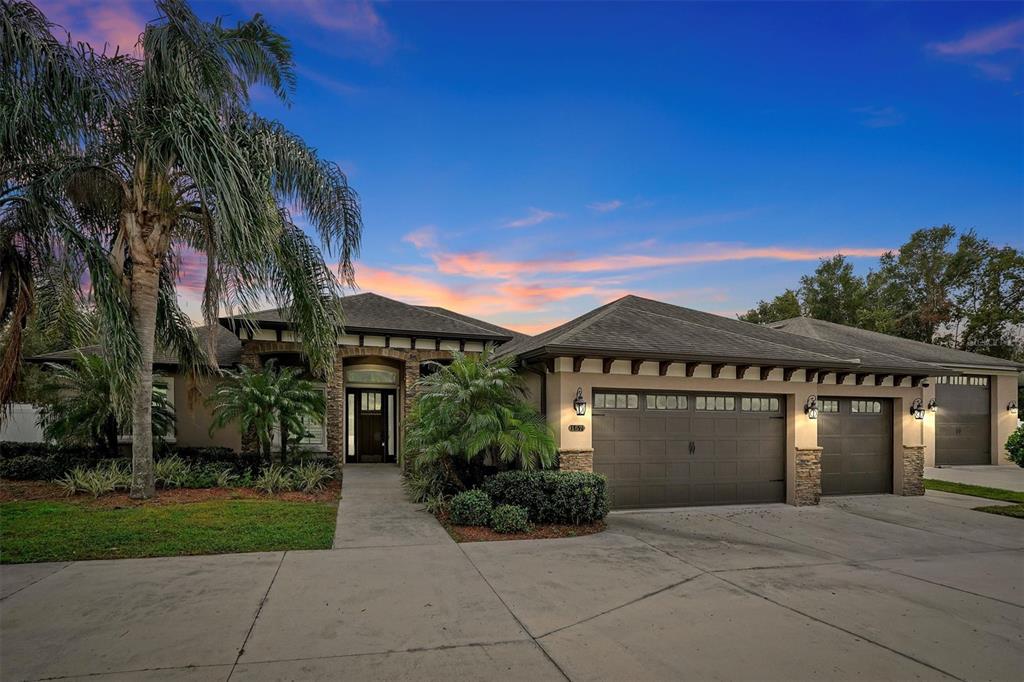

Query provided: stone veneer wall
[901,444,925,496]
[238,340,468,462]
[558,449,594,473]
[794,447,823,506]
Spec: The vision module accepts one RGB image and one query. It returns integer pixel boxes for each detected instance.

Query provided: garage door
[818,397,893,495]
[936,375,991,465]
[593,391,785,509]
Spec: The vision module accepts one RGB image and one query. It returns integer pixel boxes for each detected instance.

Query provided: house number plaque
[568,424,585,432]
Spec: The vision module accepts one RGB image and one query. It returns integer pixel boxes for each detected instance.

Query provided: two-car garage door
[594,390,897,509]
[593,391,785,509]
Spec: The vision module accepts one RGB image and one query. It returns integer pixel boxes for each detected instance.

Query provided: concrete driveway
[926,464,1024,492]
[2,486,1023,681]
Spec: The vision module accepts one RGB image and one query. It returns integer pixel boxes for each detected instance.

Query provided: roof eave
[218,317,511,343]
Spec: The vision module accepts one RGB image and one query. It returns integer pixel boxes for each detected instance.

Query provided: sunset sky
[41,1,1024,334]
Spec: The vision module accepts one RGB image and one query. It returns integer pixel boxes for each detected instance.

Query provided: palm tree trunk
[129,260,160,499]
[104,414,119,456]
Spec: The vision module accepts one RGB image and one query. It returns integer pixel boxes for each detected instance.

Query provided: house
[23,292,1021,510]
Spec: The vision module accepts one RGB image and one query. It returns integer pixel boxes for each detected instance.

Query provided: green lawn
[0,499,338,564]
[974,504,1024,519]
[923,479,1024,503]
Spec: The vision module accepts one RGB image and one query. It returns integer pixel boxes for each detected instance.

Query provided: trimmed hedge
[490,504,530,533]
[449,489,493,526]
[481,471,609,525]
[0,443,106,480]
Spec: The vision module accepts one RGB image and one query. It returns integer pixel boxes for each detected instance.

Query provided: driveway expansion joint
[0,562,72,602]
[456,543,572,681]
[227,551,287,680]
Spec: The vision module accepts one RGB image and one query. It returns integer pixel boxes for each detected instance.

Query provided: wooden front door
[350,389,395,463]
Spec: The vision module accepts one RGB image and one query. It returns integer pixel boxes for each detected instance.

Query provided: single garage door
[593,390,785,509]
[818,397,893,495]
[935,375,991,465]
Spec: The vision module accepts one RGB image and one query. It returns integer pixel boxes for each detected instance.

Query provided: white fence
[0,403,44,443]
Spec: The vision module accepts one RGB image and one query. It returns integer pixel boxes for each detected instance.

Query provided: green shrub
[0,443,106,480]
[449,489,493,526]
[490,504,530,534]
[254,464,293,494]
[167,446,236,463]
[290,462,334,492]
[0,455,62,480]
[1007,425,1024,468]
[215,467,239,488]
[54,461,129,498]
[154,456,190,488]
[482,471,609,525]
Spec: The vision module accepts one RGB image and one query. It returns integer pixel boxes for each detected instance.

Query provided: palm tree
[37,353,174,454]
[207,360,326,465]
[2,0,361,497]
[403,351,557,491]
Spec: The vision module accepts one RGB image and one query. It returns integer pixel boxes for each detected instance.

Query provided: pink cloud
[928,19,1024,56]
[588,199,623,213]
[350,265,594,316]
[505,319,567,335]
[37,0,146,54]
[429,244,891,280]
[402,226,439,251]
[175,248,208,297]
[503,208,560,228]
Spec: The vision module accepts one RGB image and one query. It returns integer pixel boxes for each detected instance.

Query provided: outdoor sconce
[804,395,818,420]
[573,387,587,417]
[927,399,937,413]
[1009,401,1019,415]
[910,399,925,420]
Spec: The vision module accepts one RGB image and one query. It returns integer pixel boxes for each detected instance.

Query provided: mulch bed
[0,479,341,507]
[446,521,606,543]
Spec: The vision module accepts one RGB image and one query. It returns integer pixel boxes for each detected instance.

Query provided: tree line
[739,226,1024,362]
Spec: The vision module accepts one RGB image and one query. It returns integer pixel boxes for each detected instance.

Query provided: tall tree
[798,255,866,326]
[948,233,1024,359]
[862,226,958,342]
[2,0,362,497]
[739,289,801,325]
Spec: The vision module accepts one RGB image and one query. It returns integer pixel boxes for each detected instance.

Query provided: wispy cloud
[588,199,623,213]
[927,18,1024,81]
[928,18,1024,56]
[503,208,560,228]
[296,66,362,96]
[37,0,146,54]
[402,226,439,251]
[854,106,906,129]
[428,244,891,280]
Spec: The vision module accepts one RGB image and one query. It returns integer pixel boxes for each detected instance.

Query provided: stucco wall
[993,372,1019,465]
[172,375,241,451]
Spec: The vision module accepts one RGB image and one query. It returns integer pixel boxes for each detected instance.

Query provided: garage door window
[646,394,688,410]
[594,392,638,409]
[695,395,734,411]
[740,397,780,412]
[819,399,839,413]
[851,400,882,414]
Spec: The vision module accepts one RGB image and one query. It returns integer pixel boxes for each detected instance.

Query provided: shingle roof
[771,317,1024,371]
[499,295,946,374]
[29,325,242,367]
[414,306,528,343]
[222,292,513,341]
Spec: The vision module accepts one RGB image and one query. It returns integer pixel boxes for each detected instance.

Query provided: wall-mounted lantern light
[804,395,818,420]
[1009,400,1019,415]
[573,387,587,417]
[927,399,938,413]
[910,398,926,420]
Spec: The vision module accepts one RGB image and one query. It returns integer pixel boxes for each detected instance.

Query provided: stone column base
[558,449,594,473]
[794,447,823,506]
[901,444,925,496]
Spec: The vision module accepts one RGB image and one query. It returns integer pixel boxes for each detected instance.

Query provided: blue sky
[44,1,1024,333]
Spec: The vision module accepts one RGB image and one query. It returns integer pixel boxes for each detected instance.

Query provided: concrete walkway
[332,464,452,548]
[2,490,1022,680]
[925,464,1024,492]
